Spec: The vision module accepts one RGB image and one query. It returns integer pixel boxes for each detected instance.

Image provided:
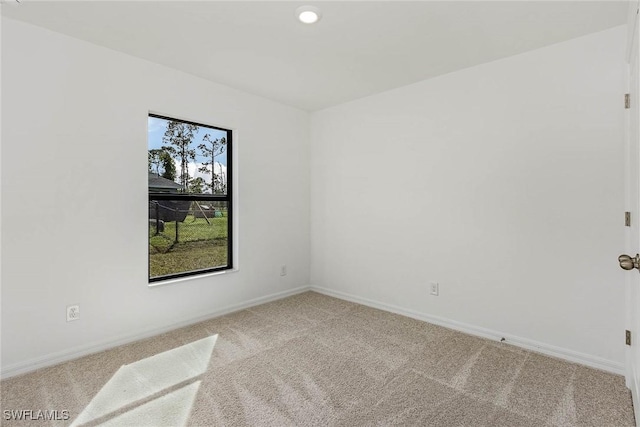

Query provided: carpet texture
[0,291,635,426]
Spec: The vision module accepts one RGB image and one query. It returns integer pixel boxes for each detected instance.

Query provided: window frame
[148,113,233,283]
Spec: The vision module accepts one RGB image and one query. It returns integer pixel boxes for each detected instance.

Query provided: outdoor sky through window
[148,116,228,194]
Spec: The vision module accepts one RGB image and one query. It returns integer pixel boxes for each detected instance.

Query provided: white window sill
[148,268,239,288]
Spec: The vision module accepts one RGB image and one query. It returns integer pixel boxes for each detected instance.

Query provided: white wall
[1,18,310,374]
[1,17,628,376]
[310,26,627,368]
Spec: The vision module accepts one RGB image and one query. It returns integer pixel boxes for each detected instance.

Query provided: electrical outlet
[67,305,80,322]
[280,265,287,276]
[430,282,439,296]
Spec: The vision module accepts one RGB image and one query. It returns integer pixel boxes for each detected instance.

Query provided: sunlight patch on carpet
[99,381,201,427]
[71,335,217,426]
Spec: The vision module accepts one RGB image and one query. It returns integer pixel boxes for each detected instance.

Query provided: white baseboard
[0,286,311,379]
[310,286,625,375]
[4,285,625,379]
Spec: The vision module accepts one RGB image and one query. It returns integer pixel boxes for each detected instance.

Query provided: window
[148,114,232,282]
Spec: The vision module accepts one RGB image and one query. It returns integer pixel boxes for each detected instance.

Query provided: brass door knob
[619,254,640,271]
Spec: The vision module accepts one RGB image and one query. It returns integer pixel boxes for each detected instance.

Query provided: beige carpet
[0,291,635,426]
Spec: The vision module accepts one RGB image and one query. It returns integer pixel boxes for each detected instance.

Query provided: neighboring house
[148,172,183,193]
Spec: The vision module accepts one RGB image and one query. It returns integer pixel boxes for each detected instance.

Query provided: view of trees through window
[148,114,232,282]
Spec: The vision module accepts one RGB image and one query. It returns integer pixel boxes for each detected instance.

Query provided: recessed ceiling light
[296,6,321,24]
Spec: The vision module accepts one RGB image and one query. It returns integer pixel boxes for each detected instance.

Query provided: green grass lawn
[149,214,228,278]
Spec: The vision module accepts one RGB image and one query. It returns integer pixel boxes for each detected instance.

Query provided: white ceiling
[2,1,628,111]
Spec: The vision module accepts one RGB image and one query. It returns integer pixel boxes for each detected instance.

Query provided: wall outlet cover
[430,283,439,296]
[66,305,80,322]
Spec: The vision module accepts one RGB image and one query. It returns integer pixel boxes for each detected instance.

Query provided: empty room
[2,0,640,425]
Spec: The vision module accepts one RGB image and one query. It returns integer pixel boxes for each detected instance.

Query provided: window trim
[148,113,233,283]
